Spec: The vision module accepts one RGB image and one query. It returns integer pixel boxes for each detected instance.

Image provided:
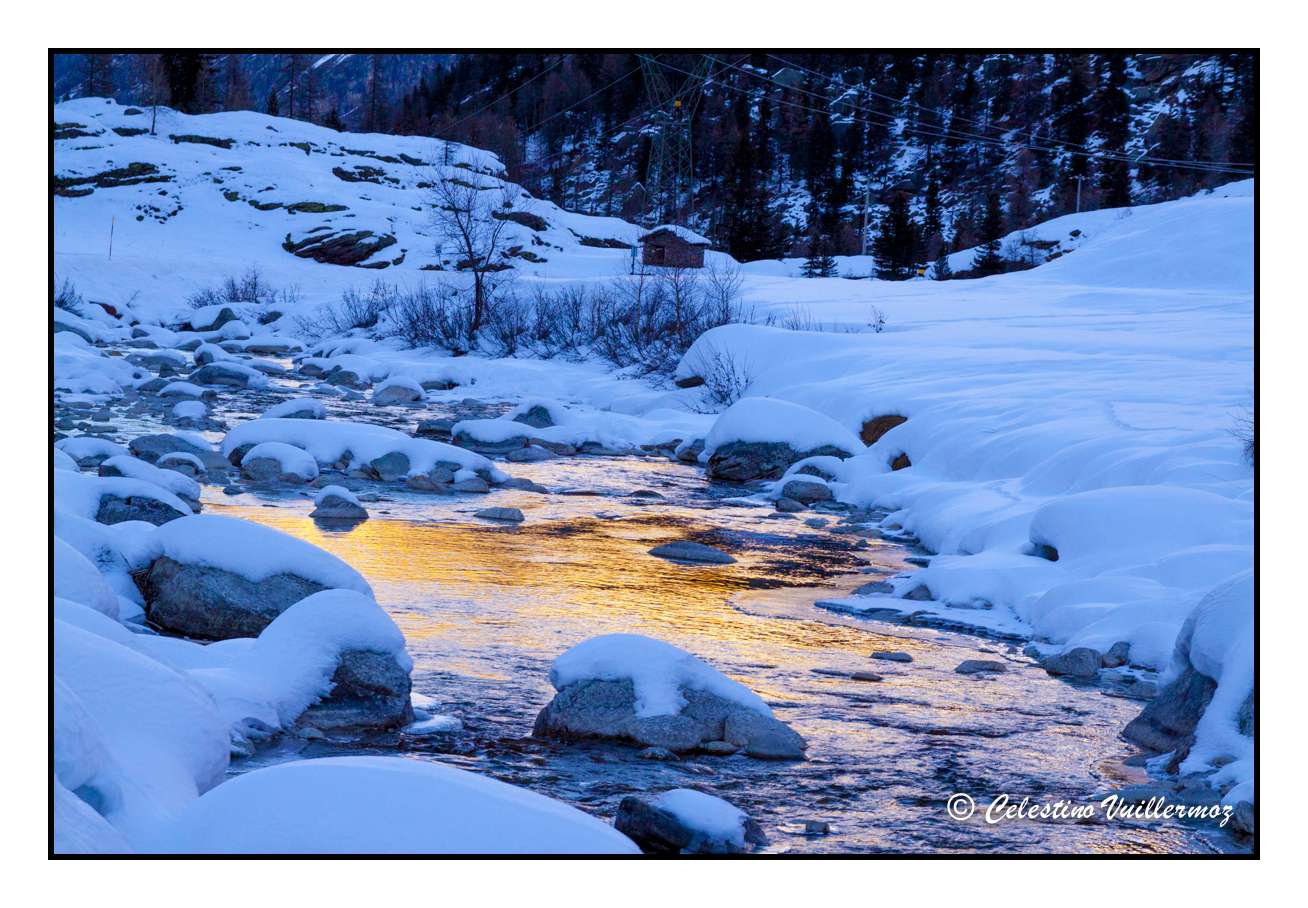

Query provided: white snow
[171,400,207,421]
[146,756,639,854]
[549,633,772,718]
[99,455,201,502]
[56,435,129,462]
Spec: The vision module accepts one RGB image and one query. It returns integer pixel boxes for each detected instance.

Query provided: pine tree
[1095,54,1133,208]
[801,234,837,278]
[872,192,921,280]
[323,107,344,132]
[161,52,205,113]
[223,54,250,111]
[266,87,279,117]
[933,248,953,280]
[83,54,114,98]
[971,191,1006,276]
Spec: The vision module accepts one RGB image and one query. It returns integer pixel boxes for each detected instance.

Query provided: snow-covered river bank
[55,355,1245,854]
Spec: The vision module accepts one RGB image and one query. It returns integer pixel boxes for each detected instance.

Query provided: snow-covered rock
[138,514,371,639]
[310,485,368,520]
[261,396,325,420]
[55,468,191,526]
[703,397,864,482]
[240,441,320,483]
[534,634,806,758]
[371,374,425,405]
[222,418,505,484]
[615,789,766,854]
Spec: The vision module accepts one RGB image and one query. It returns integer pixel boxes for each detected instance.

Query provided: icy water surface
[56,353,1245,854]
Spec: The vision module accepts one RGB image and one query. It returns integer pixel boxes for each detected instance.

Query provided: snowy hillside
[55,98,645,320]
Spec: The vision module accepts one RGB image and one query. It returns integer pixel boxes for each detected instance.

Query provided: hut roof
[639,225,711,247]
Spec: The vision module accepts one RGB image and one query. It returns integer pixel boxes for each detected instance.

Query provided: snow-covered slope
[54,98,645,322]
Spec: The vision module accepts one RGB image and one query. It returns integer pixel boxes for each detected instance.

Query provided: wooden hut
[639,225,711,268]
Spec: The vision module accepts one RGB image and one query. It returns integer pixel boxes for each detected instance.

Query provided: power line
[449,54,571,130]
[768,53,1255,170]
[688,54,1252,176]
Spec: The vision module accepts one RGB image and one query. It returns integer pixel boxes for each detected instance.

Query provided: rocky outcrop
[532,678,806,759]
[138,556,331,640]
[283,228,397,266]
[708,441,853,483]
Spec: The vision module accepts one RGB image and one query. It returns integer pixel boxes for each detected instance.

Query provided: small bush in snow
[867,305,887,333]
[692,344,755,410]
[297,281,395,338]
[187,267,297,310]
[1234,409,1255,465]
[54,278,84,315]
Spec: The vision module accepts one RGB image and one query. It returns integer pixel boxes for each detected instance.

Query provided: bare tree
[428,177,516,343]
[365,54,386,132]
[133,53,165,135]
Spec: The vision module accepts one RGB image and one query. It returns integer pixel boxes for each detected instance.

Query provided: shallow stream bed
[56,355,1246,854]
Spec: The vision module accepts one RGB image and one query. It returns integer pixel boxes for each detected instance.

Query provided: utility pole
[1074,175,1086,213]
[861,186,870,256]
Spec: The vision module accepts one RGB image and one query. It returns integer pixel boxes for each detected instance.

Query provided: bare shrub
[54,278,84,315]
[1234,409,1255,465]
[386,281,476,353]
[187,266,279,309]
[689,343,755,410]
[296,280,395,338]
[867,305,887,333]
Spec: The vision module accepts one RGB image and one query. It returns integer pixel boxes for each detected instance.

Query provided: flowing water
[56,350,1247,854]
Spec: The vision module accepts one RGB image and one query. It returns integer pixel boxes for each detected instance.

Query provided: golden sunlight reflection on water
[208,501,909,675]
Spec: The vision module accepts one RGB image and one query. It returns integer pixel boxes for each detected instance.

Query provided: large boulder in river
[704,398,863,482]
[138,515,373,640]
[533,634,806,759]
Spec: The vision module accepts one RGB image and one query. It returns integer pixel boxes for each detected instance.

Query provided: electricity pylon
[638,55,713,227]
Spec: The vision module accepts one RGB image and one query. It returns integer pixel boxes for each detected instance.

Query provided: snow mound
[549,634,771,718]
[261,397,326,419]
[704,396,864,457]
[147,756,639,854]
